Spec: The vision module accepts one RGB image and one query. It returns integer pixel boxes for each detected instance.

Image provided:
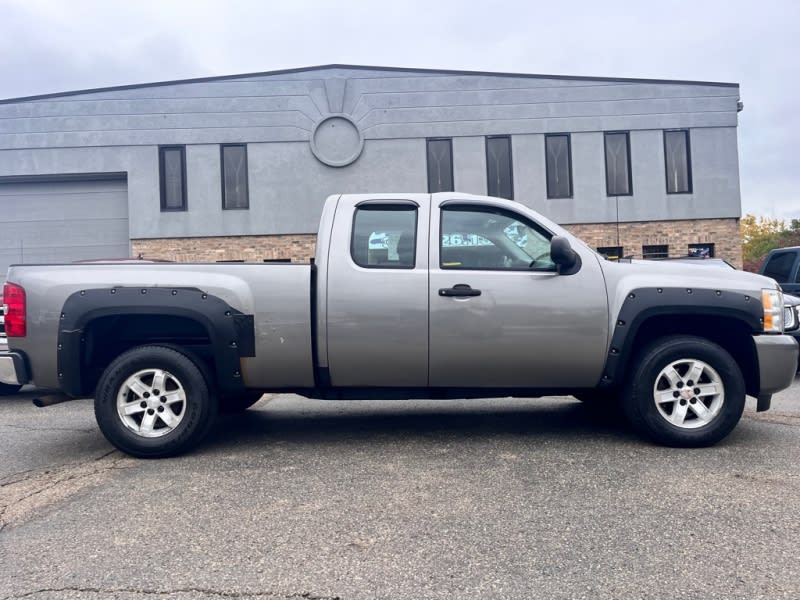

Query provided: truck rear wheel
[94,345,217,458]
[622,335,745,447]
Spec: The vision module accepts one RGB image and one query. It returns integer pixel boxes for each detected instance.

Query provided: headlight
[761,289,785,333]
[785,304,799,331]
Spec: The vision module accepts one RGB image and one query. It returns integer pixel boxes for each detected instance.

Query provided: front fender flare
[599,287,762,387]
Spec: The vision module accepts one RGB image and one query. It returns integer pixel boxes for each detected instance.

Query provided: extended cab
[1,193,797,457]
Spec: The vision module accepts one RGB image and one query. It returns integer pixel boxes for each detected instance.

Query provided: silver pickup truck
[1,193,797,457]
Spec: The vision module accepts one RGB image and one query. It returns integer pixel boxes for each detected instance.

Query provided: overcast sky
[1,0,797,220]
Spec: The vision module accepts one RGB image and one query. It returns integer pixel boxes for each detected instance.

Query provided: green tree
[741,214,800,272]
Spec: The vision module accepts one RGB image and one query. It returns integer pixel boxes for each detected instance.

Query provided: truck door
[326,197,430,387]
[428,199,608,389]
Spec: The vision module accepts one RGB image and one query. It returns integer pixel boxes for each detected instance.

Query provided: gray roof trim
[0,64,740,104]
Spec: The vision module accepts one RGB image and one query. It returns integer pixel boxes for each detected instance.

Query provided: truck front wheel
[622,335,745,447]
[94,345,218,458]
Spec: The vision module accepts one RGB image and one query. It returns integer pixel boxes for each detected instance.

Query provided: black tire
[0,382,23,395]
[622,335,745,447]
[219,392,264,414]
[94,345,218,458]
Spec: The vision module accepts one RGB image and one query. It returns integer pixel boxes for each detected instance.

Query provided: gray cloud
[1,0,797,218]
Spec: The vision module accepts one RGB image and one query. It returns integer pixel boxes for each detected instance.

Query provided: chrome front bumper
[0,351,29,386]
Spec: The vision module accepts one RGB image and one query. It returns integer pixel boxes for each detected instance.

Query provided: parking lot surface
[1,378,799,599]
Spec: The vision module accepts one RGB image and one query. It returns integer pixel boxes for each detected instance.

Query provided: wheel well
[624,315,759,397]
[81,314,214,396]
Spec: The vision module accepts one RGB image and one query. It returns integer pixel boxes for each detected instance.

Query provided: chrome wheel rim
[116,369,187,438]
[652,359,724,429]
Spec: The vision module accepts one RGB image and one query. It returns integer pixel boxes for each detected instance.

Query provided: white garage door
[0,176,130,277]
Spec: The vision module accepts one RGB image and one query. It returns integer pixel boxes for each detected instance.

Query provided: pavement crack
[2,588,341,599]
[93,448,118,461]
[0,424,95,433]
[0,451,134,533]
[0,467,47,488]
[744,412,800,427]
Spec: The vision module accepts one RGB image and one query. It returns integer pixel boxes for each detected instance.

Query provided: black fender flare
[599,287,762,387]
[57,287,255,397]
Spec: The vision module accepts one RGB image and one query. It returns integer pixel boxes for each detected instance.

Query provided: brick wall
[564,218,742,268]
[133,217,742,268]
[132,234,317,263]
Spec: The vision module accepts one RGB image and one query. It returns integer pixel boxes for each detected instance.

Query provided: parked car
[759,246,800,295]
[664,256,800,368]
[1,193,797,456]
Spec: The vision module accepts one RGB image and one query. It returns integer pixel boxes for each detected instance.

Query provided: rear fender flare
[57,287,255,397]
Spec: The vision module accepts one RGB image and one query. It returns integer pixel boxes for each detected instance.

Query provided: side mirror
[550,236,580,275]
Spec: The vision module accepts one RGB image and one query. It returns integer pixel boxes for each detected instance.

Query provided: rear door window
[351,205,417,269]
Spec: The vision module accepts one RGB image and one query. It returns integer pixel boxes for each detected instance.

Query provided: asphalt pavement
[1,378,799,599]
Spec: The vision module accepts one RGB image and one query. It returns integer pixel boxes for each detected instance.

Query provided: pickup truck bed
[7,262,315,391]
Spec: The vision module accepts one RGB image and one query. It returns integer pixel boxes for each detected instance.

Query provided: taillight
[3,282,26,337]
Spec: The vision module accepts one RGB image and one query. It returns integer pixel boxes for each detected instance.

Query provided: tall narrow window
[427,138,454,193]
[664,130,692,194]
[159,146,186,211]
[545,134,572,199]
[221,144,249,209]
[485,135,513,199]
[604,132,632,196]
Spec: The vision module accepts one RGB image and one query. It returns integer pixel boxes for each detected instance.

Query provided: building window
[221,144,249,210]
[688,243,715,258]
[604,132,632,196]
[643,244,669,259]
[545,134,572,199]
[485,135,513,199]
[159,146,186,211]
[664,130,692,194]
[427,138,454,193]
[351,204,417,269]
[597,246,624,260]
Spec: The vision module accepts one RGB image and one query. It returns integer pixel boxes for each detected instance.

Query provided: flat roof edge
[0,64,740,104]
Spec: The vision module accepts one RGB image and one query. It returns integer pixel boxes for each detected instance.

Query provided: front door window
[440,205,555,271]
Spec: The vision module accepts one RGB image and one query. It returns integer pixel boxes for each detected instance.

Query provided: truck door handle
[439,284,481,297]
